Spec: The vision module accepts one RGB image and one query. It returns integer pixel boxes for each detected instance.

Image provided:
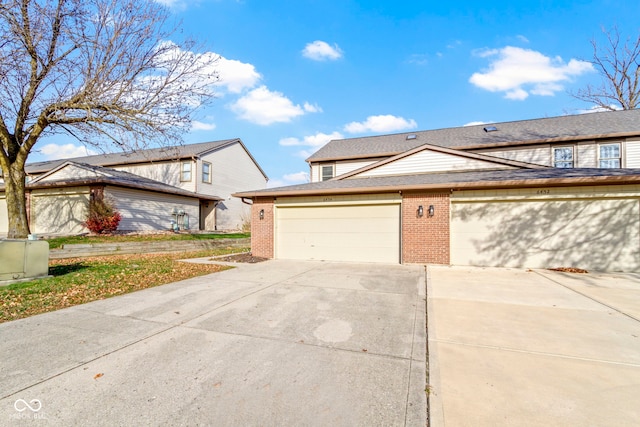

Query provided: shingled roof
[235,167,640,198]
[26,161,222,201]
[26,139,241,174]
[307,109,640,162]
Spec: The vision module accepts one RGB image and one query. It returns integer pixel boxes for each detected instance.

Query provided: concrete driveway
[427,265,640,427]
[0,260,426,426]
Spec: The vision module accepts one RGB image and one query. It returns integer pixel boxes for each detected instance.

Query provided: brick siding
[251,197,274,258]
[402,192,450,264]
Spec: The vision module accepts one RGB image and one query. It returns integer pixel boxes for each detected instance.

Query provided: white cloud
[577,104,622,114]
[216,57,261,93]
[231,86,319,125]
[516,35,530,44]
[302,41,343,61]
[39,143,98,160]
[344,115,418,134]
[267,171,309,188]
[463,121,493,127]
[191,120,216,131]
[279,131,343,147]
[469,46,594,100]
[303,102,322,113]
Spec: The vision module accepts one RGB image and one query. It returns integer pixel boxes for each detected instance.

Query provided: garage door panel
[452,198,640,271]
[276,203,400,263]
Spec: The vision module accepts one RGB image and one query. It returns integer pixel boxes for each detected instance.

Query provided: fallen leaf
[94,373,104,380]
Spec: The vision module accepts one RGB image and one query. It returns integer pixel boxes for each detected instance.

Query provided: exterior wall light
[428,205,435,217]
[259,209,264,220]
[417,205,424,217]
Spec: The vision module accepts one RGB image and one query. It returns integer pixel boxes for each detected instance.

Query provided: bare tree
[573,26,640,110]
[0,0,218,238]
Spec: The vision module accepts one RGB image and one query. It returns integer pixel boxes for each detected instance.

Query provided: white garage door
[0,196,7,234]
[276,201,400,263]
[32,189,90,235]
[451,189,640,271]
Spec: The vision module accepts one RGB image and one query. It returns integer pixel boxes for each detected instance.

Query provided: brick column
[402,192,450,264]
[251,197,274,258]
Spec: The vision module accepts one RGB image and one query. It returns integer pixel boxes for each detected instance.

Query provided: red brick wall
[402,192,450,264]
[251,197,274,258]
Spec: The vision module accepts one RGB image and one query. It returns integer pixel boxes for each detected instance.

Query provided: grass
[0,247,248,323]
[44,232,250,249]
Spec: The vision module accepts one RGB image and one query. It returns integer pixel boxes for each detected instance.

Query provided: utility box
[0,240,50,282]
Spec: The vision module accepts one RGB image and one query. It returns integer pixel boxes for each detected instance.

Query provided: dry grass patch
[0,249,244,323]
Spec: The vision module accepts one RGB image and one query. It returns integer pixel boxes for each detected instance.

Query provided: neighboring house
[0,139,268,235]
[236,109,640,272]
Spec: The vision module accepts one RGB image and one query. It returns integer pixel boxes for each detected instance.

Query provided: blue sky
[31,0,640,187]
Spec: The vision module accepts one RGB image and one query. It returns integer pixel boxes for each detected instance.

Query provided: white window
[202,162,212,183]
[321,165,334,181]
[181,161,192,182]
[553,147,574,168]
[599,143,621,168]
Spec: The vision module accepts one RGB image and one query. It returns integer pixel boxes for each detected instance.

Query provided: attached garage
[451,185,640,271]
[275,195,401,263]
[0,195,7,233]
[31,187,90,235]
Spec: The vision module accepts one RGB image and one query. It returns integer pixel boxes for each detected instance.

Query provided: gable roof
[24,161,222,201]
[334,143,547,180]
[25,139,253,175]
[308,109,640,162]
[235,168,640,198]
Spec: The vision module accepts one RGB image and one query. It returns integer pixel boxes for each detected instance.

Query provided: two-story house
[0,139,267,235]
[236,109,640,272]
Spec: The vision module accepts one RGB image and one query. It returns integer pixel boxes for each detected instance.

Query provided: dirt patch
[548,267,589,274]
[212,253,268,263]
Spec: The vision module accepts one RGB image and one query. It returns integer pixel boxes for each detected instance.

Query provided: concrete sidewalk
[427,266,640,426]
[1,260,426,426]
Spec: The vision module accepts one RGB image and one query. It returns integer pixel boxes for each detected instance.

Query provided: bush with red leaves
[84,199,122,234]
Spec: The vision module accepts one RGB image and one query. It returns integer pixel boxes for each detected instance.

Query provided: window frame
[201,161,212,183]
[180,161,192,182]
[320,164,335,181]
[598,142,621,168]
[552,146,574,168]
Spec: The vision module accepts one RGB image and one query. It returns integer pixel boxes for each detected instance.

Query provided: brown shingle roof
[234,168,640,198]
[307,109,640,162]
[26,139,240,174]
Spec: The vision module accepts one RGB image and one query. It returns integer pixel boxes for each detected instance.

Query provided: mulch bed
[212,253,268,263]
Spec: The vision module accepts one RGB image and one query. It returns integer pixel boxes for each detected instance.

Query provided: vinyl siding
[577,143,597,167]
[626,139,640,167]
[105,186,199,231]
[36,165,101,182]
[31,187,90,235]
[203,142,267,230]
[0,195,7,235]
[310,160,380,182]
[113,161,195,192]
[473,145,551,166]
[355,150,514,178]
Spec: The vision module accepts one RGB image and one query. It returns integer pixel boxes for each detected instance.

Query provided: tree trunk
[4,163,30,238]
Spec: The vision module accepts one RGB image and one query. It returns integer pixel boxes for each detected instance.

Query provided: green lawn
[0,247,246,323]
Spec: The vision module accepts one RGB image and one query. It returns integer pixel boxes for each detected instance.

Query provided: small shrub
[84,198,122,234]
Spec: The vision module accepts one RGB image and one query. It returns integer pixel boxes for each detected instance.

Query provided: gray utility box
[0,240,50,281]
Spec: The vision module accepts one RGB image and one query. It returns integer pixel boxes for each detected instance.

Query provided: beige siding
[577,143,597,167]
[31,187,90,235]
[473,145,551,166]
[310,160,380,182]
[626,139,640,167]
[335,160,378,177]
[203,142,266,230]
[275,196,401,263]
[113,161,195,192]
[355,150,514,178]
[37,165,101,182]
[104,186,199,231]
[451,185,640,272]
